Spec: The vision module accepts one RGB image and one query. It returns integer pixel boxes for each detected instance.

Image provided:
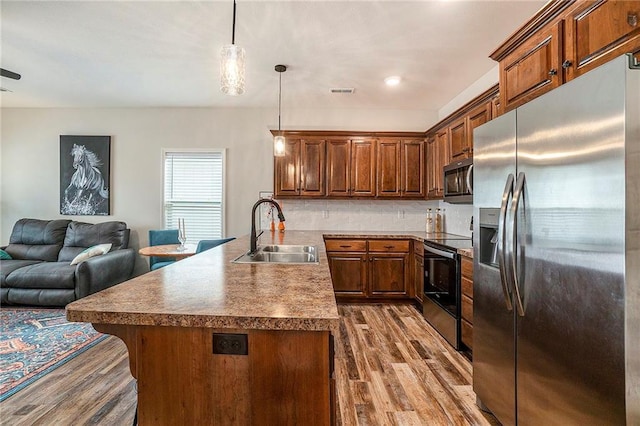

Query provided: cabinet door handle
[340,245,352,248]
[384,245,395,249]
[548,69,557,76]
[562,60,572,69]
[629,13,638,27]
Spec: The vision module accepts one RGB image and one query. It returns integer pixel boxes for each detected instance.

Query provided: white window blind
[163,150,224,243]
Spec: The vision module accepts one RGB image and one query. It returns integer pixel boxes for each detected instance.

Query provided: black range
[422,236,471,350]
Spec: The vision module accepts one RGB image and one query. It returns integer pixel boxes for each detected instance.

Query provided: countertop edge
[67,309,340,333]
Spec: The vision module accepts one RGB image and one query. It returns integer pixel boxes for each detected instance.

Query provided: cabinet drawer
[462,294,473,323]
[461,319,473,350]
[461,276,473,299]
[368,240,410,253]
[325,239,367,252]
[461,256,473,279]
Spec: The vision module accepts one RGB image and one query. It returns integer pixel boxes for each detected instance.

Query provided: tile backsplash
[271,199,473,237]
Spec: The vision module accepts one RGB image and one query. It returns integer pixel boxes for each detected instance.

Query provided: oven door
[423,243,459,316]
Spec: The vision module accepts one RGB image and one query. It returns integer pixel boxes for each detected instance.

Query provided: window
[163,150,225,243]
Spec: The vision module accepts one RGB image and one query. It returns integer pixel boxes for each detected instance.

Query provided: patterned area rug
[0,308,107,401]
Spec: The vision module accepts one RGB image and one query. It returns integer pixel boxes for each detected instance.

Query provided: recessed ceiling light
[384,76,401,86]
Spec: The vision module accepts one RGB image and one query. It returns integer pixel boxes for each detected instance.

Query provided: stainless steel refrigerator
[472,54,639,425]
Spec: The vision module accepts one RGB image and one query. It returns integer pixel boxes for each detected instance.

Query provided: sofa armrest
[75,248,136,298]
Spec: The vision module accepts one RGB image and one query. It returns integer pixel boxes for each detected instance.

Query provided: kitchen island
[66,231,340,426]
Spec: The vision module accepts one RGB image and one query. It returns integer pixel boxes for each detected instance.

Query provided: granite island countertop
[66,230,472,332]
[67,231,341,332]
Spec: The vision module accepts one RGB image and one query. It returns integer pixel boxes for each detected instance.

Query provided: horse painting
[60,142,110,215]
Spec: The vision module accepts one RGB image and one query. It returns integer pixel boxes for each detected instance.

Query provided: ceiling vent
[330,88,355,94]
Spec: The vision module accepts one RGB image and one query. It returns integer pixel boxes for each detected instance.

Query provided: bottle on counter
[426,208,434,233]
[435,208,443,233]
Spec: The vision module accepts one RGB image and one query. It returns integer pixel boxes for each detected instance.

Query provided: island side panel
[131,326,333,425]
[249,330,333,426]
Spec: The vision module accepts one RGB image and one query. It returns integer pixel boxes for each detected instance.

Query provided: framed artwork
[60,135,111,215]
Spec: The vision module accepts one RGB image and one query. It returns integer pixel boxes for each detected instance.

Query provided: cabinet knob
[369,258,373,262]
[629,13,638,27]
[548,69,557,76]
[562,60,572,69]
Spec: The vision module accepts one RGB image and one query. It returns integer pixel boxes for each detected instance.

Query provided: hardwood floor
[335,305,497,426]
[0,304,498,425]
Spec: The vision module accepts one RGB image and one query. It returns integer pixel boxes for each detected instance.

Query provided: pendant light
[220,0,245,95]
[273,64,287,157]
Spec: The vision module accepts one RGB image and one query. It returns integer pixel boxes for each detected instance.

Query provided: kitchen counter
[67,230,469,332]
[65,229,471,424]
[67,231,340,332]
[320,230,468,242]
[458,248,473,258]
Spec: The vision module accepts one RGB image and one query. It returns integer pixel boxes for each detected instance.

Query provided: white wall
[0,107,437,272]
[437,65,499,121]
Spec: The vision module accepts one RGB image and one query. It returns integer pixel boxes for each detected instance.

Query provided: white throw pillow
[70,243,112,265]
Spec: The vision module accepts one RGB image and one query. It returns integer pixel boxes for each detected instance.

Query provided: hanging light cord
[231,0,236,45]
[278,71,282,132]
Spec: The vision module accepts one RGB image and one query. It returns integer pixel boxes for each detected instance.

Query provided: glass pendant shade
[274,135,286,157]
[220,44,245,95]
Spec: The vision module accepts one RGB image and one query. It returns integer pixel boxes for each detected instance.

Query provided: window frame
[161,148,227,242]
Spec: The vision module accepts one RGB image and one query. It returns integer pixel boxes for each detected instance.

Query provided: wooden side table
[138,244,197,260]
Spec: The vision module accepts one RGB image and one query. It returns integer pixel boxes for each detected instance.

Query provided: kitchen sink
[258,245,316,254]
[232,245,319,264]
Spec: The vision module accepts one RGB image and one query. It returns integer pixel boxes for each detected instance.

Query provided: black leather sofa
[1,218,136,306]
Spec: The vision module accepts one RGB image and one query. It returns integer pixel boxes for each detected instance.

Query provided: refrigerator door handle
[498,174,514,311]
[466,164,473,194]
[509,172,526,317]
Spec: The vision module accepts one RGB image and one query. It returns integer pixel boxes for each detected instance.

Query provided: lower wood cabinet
[325,238,411,302]
[460,255,474,350]
[326,252,367,297]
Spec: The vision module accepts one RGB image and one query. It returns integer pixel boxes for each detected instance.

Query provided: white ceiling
[0,1,546,110]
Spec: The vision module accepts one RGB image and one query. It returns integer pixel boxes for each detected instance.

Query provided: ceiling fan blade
[0,68,21,80]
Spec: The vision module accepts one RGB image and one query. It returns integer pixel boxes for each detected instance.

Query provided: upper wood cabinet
[449,117,469,161]
[467,102,492,151]
[425,84,498,201]
[449,101,492,162]
[274,138,325,197]
[377,138,425,198]
[425,137,436,198]
[426,130,449,200]
[327,138,376,197]
[491,0,640,113]
[564,0,640,80]
[326,139,351,197]
[401,140,426,198]
[498,21,564,112]
[376,139,402,197]
[274,131,423,199]
[351,140,377,197]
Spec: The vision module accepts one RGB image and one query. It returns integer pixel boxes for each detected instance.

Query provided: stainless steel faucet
[250,198,285,254]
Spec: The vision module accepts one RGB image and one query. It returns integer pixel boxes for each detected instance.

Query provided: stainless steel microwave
[443,158,473,204]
